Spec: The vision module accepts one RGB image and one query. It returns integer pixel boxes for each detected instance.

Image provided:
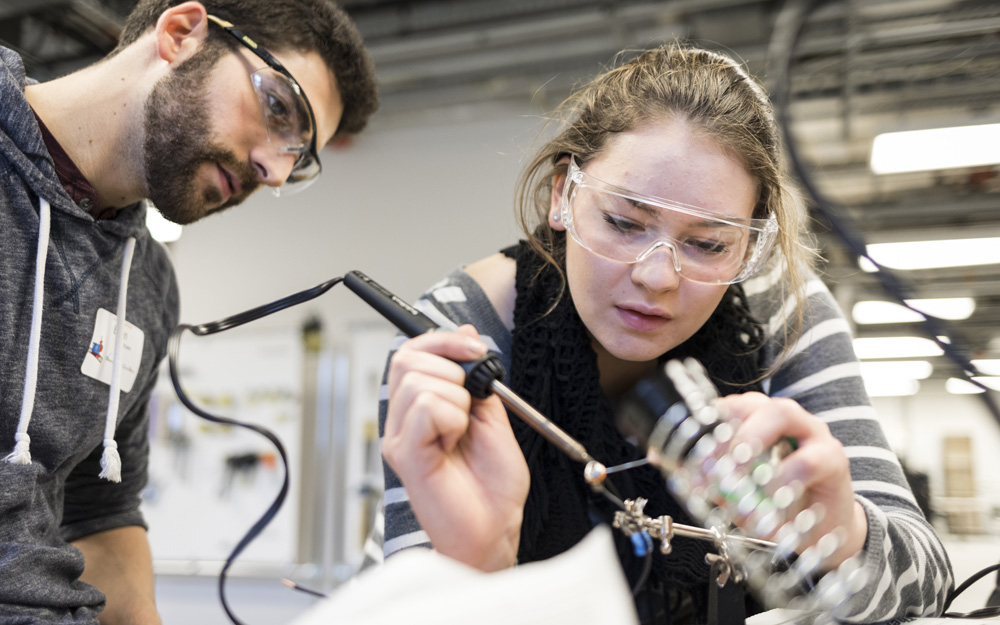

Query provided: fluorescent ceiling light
[860,361,931,398]
[972,359,1000,376]
[146,210,183,243]
[946,378,985,395]
[859,360,933,380]
[852,298,975,324]
[853,336,943,359]
[870,123,1000,174]
[861,237,1000,271]
[864,377,920,397]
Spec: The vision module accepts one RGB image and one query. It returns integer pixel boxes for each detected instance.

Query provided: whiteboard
[143,326,303,566]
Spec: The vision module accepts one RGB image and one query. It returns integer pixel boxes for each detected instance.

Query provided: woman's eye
[602,213,644,234]
[684,238,729,255]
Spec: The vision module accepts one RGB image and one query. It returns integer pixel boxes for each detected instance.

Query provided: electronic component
[615,358,869,619]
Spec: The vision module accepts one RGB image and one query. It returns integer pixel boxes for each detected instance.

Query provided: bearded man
[0,2,377,622]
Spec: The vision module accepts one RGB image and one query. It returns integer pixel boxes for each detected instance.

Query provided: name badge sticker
[81,308,145,392]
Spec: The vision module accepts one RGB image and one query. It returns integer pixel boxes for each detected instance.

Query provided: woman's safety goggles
[560,157,778,285]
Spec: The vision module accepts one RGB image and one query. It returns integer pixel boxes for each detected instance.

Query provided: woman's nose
[631,241,683,292]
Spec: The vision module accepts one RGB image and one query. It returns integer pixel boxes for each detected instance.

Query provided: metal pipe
[671,522,777,551]
[490,380,596,465]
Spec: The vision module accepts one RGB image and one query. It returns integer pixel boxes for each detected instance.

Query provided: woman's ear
[155,1,210,65]
[549,156,571,231]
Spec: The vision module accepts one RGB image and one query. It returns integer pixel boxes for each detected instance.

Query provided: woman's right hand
[382,324,530,572]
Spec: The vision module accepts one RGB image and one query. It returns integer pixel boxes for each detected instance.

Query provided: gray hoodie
[0,46,179,623]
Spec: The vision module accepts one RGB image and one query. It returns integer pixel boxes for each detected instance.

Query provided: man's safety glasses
[208,15,321,195]
[560,157,778,285]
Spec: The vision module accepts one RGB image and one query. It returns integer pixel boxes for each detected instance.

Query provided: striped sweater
[375,262,954,622]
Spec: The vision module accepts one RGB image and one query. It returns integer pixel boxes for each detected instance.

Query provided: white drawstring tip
[99,439,122,482]
[4,433,32,465]
[4,432,31,464]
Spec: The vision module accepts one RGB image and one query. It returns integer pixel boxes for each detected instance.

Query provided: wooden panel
[942,436,981,533]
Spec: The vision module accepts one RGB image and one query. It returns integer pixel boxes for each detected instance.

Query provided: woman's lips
[616,306,670,332]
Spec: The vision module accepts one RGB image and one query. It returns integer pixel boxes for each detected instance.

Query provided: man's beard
[143,50,259,225]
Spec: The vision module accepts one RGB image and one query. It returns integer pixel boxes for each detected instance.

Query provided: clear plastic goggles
[561,157,778,285]
[249,68,321,194]
[208,15,322,196]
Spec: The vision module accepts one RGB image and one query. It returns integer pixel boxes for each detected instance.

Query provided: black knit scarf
[504,233,765,624]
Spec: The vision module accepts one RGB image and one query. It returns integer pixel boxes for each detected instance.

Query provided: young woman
[378,44,952,623]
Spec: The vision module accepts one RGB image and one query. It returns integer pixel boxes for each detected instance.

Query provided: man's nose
[251,145,297,188]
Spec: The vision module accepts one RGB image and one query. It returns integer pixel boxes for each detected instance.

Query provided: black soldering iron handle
[344,270,439,337]
[343,270,505,399]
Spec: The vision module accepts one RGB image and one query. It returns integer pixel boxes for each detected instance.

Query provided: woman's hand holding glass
[382,325,530,572]
[715,393,869,571]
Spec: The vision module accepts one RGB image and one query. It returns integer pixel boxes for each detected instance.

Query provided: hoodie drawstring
[99,236,136,483]
[4,198,51,466]
[5,197,137,483]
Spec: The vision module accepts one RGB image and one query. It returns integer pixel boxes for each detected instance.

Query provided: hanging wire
[167,277,343,625]
[766,0,1000,425]
[767,0,1000,613]
[943,563,1000,617]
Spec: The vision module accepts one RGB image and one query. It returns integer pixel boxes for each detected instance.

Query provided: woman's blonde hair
[516,43,815,360]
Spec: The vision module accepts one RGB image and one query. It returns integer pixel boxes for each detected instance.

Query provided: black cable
[178,277,344,336]
[943,563,1000,615]
[590,482,654,596]
[632,538,654,597]
[767,0,1000,617]
[167,276,343,625]
[944,606,1000,619]
[766,0,1000,425]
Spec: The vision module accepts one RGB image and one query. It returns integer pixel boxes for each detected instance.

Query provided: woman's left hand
[714,392,868,570]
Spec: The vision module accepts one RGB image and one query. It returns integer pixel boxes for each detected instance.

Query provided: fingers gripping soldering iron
[343,272,772,544]
[342,270,598,466]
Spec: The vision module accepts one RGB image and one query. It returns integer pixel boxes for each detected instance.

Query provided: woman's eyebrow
[623,196,658,216]
[624,195,751,229]
[624,196,722,227]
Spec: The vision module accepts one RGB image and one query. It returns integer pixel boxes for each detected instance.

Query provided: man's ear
[155,1,210,65]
